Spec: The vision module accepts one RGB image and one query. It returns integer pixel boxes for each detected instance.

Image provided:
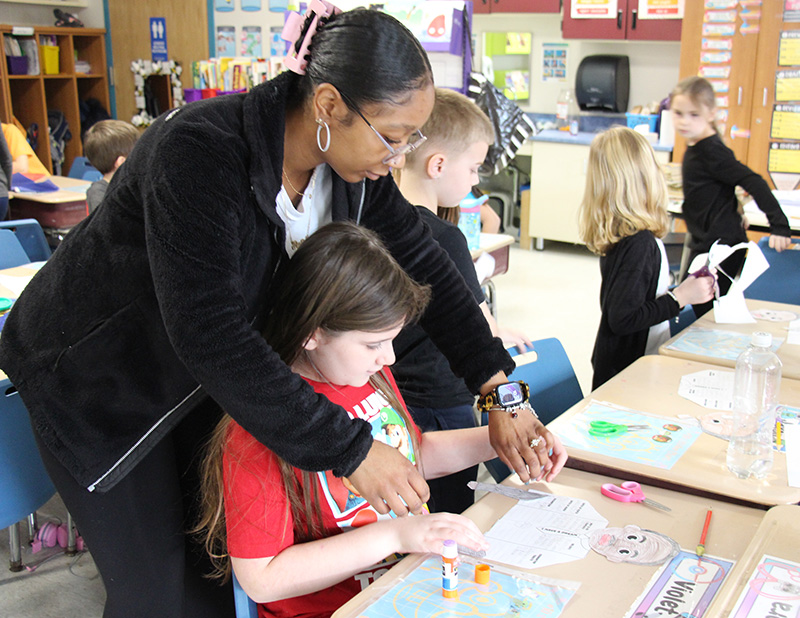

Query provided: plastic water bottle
[556,89,580,135]
[726,332,781,480]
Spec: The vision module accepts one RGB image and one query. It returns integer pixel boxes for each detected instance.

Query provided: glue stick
[442,539,458,598]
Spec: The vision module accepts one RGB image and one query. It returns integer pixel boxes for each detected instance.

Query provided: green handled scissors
[589,420,650,437]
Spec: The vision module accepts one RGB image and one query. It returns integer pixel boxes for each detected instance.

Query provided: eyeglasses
[345,99,427,165]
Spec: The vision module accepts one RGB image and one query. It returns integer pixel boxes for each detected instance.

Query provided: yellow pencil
[777,421,782,448]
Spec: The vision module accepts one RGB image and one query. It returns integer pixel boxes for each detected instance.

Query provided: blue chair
[67,156,102,182]
[0,219,51,262]
[744,237,800,305]
[482,339,584,483]
[0,378,57,570]
[233,571,258,618]
[670,305,698,337]
[0,229,33,269]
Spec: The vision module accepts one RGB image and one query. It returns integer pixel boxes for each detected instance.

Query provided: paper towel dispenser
[576,55,630,113]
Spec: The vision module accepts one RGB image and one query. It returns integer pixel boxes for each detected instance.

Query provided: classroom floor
[0,240,601,617]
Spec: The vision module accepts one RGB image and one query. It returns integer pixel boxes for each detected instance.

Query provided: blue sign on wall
[150,17,168,62]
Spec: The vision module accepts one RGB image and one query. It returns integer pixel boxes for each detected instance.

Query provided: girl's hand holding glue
[389,512,488,557]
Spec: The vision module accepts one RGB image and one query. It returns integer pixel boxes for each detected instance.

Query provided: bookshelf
[1,25,109,175]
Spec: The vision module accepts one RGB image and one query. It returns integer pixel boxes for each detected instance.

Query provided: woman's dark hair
[290,8,433,109]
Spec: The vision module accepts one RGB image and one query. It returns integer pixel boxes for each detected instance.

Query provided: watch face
[497,382,524,406]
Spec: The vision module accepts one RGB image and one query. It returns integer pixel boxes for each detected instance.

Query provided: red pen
[696,508,713,557]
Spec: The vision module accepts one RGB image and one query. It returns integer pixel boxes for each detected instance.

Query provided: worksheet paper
[783,423,800,488]
[678,369,735,410]
[482,494,608,570]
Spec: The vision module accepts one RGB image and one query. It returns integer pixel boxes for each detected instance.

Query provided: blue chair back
[0,219,52,262]
[233,571,258,618]
[0,229,32,269]
[67,156,102,181]
[0,379,56,530]
[670,305,698,337]
[744,237,800,305]
[482,338,584,482]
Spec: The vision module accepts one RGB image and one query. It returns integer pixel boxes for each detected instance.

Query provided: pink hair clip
[282,0,341,75]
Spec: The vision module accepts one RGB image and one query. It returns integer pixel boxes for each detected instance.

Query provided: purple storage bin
[6,56,28,75]
[183,88,202,102]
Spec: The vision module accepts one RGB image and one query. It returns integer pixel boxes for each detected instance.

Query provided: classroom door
[107,0,209,124]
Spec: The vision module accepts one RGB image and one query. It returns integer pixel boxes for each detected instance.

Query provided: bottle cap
[752,332,772,348]
[442,539,457,558]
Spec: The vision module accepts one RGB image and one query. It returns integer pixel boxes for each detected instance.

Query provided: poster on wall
[638,0,685,19]
[241,0,262,10]
[216,0,235,11]
[771,105,800,140]
[570,0,617,19]
[779,31,800,66]
[542,42,568,82]
[241,26,262,57]
[217,26,236,56]
[776,69,800,101]
[786,0,800,22]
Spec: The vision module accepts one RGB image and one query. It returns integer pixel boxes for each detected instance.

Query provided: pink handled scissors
[601,481,671,512]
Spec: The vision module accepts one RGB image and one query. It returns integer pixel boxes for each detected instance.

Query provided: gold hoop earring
[316,118,331,153]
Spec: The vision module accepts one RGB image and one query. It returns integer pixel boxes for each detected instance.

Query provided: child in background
[197,222,557,616]
[671,76,791,314]
[579,127,716,390]
[393,88,535,512]
[83,119,140,213]
[2,122,50,177]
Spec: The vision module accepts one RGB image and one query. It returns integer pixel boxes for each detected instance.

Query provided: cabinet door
[496,0,560,12]
[748,0,800,190]
[473,0,560,13]
[472,0,492,14]
[673,1,760,165]
[562,0,626,40]
[625,1,682,41]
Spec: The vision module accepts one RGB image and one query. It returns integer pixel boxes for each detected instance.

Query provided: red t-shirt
[224,370,422,618]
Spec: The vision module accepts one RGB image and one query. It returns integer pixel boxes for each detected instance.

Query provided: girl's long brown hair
[195,222,430,580]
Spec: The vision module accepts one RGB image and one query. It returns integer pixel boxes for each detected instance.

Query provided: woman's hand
[391,512,489,555]
[769,234,792,253]
[487,409,563,483]
[346,440,430,516]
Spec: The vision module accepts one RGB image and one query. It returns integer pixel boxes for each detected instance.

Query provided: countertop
[530,129,673,152]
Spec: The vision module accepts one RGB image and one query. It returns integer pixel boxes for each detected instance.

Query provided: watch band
[477,381,530,413]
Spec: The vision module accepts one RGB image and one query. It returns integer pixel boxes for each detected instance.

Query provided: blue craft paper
[11,173,59,193]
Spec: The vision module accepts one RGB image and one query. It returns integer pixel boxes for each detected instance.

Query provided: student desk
[659,299,800,380]
[0,263,42,381]
[332,467,764,618]
[471,233,515,318]
[547,355,800,508]
[9,176,91,230]
[705,504,800,617]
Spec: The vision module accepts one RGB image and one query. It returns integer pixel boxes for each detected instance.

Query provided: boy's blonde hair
[83,120,140,174]
[578,126,669,256]
[404,88,494,172]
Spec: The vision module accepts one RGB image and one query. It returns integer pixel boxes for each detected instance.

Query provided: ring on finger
[529,436,543,448]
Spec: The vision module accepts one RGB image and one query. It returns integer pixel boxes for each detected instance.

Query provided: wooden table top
[548,355,800,508]
[333,467,765,618]
[659,299,800,380]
